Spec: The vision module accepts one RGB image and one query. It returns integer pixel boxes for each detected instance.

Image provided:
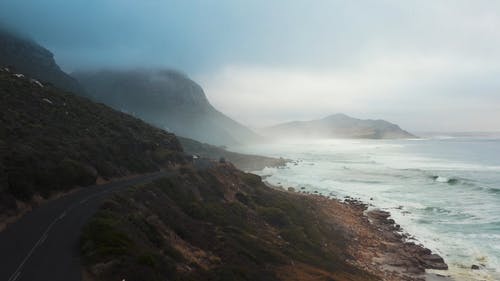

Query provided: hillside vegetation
[0,69,184,212]
[81,164,379,281]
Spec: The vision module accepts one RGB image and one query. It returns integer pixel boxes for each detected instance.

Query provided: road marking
[5,171,171,281]
[9,271,20,281]
[58,211,66,219]
[39,233,48,244]
[7,211,66,281]
[6,183,127,281]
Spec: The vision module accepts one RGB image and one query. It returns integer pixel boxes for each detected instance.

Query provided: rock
[287,187,295,192]
[471,264,480,270]
[418,247,432,256]
[406,265,424,274]
[419,254,448,270]
[369,209,391,221]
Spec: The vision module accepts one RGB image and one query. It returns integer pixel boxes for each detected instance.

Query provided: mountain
[261,113,416,139]
[73,69,262,146]
[0,29,279,170]
[0,27,83,94]
[0,28,260,147]
[0,68,184,214]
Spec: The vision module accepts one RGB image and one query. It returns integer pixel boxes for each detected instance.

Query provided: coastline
[266,182,453,281]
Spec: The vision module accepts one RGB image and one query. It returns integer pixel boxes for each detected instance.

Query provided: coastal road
[0,171,174,281]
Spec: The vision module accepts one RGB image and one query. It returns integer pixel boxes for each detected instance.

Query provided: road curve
[0,171,174,281]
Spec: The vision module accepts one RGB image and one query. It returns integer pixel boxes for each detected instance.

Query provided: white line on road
[7,187,115,281]
[7,210,66,281]
[9,271,20,281]
[58,211,66,219]
[5,172,169,281]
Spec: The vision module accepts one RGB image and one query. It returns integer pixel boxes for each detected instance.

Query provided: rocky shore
[79,163,454,281]
[295,193,453,281]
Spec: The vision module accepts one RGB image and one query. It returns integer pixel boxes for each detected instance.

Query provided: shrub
[240,173,262,186]
[81,214,134,263]
[152,148,174,163]
[56,158,97,187]
[257,207,291,227]
[136,253,160,268]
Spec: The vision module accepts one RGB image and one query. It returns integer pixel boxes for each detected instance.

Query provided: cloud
[198,53,500,131]
[1,0,500,131]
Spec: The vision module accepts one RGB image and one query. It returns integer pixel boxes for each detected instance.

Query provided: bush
[235,192,251,206]
[136,253,160,268]
[152,148,174,163]
[7,172,34,200]
[240,173,262,186]
[81,214,134,263]
[257,207,291,227]
[56,158,97,187]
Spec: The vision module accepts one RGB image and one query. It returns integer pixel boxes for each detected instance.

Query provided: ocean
[231,137,500,281]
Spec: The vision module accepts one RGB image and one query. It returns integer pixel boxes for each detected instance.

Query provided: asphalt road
[0,171,173,281]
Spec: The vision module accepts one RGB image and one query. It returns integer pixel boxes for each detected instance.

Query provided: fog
[1,0,499,132]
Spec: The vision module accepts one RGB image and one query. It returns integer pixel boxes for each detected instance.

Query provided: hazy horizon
[1,0,499,132]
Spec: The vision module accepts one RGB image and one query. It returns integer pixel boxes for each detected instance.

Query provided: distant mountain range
[73,70,262,146]
[261,113,416,139]
[0,27,413,144]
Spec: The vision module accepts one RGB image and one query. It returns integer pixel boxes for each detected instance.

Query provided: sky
[1,0,499,132]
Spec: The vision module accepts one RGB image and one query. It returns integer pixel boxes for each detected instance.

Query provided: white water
[231,138,500,280]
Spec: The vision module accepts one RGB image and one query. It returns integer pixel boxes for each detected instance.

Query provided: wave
[479,185,500,194]
[423,206,452,214]
[430,175,460,184]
